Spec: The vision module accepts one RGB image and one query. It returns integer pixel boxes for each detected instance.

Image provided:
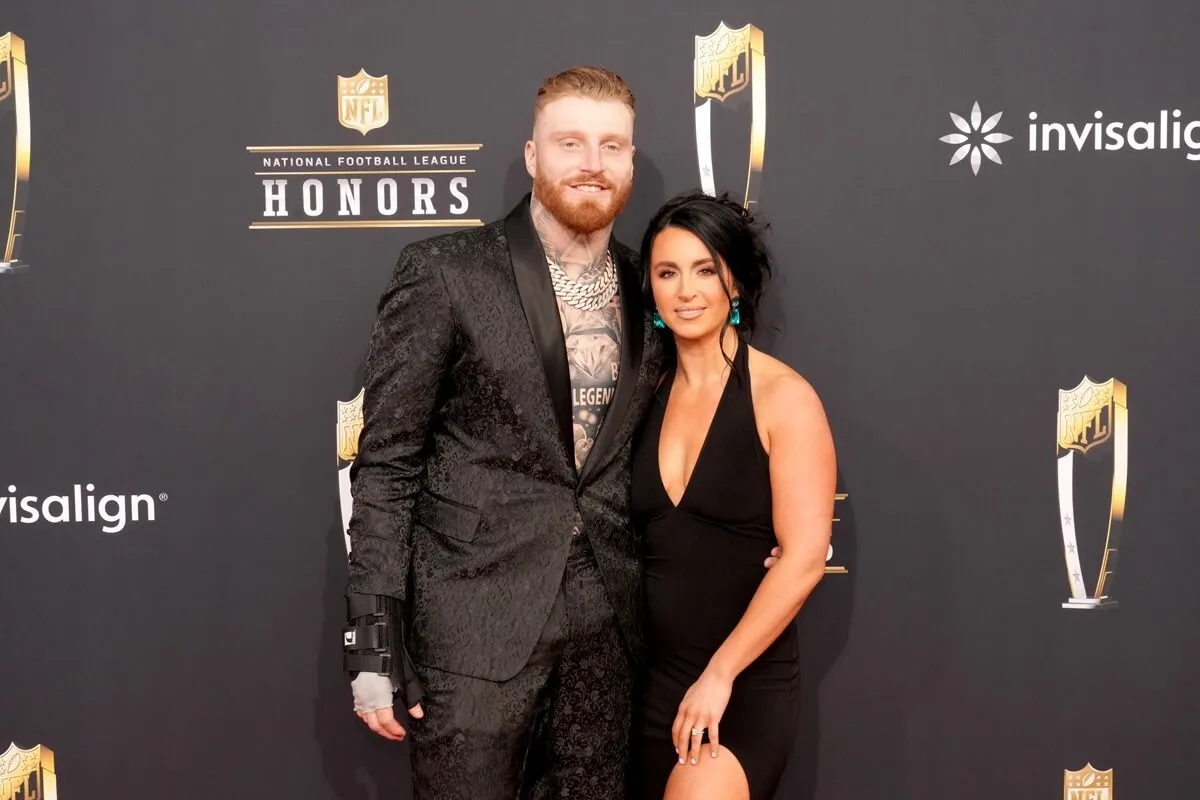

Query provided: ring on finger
[691,727,705,737]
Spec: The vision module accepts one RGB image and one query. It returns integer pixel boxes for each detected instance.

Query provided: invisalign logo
[1,484,167,533]
[1028,109,1200,160]
[941,102,1200,175]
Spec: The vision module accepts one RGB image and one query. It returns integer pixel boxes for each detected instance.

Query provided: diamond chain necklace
[546,251,617,311]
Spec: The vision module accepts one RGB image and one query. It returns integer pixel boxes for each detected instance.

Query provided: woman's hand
[671,668,733,765]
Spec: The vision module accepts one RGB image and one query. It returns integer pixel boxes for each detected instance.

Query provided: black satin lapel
[579,244,645,487]
[504,195,575,472]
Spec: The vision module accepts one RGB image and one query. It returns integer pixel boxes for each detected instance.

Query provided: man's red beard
[534,171,632,235]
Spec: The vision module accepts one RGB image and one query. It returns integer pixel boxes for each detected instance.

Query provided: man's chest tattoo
[557,293,623,471]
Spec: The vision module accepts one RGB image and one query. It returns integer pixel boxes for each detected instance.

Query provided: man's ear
[524,140,537,180]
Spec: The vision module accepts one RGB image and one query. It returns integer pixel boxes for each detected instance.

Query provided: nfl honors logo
[1064,763,1113,800]
[248,63,480,229]
[0,741,58,799]
[337,68,389,135]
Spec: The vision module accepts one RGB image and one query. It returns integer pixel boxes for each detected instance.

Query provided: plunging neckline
[656,364,736,510]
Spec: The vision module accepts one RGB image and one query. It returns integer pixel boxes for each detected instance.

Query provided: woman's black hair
[639,189,773,364]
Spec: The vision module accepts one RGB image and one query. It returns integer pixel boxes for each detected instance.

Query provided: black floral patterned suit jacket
[345,193,664,682]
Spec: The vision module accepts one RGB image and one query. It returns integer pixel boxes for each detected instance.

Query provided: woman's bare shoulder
[746,345,825,423]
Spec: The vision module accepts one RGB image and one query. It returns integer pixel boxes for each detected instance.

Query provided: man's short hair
[535,66,636,120]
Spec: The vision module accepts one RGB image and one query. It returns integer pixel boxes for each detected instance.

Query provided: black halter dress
[631,340,800,799]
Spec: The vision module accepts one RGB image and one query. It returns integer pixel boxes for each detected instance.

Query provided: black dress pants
[408,534,633,799]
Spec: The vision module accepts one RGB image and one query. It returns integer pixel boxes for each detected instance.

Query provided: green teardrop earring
[730,298,741,326]
[652,310,665,329]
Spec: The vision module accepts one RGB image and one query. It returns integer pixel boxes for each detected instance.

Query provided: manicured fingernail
[678,757,685,764]
[691,758,697,765]
[711,751,718,758]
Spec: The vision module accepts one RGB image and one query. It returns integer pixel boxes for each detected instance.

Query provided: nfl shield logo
[1063,763,1113,800]
[1057,376,1118,455]
[0,741,58,799]
[694,22,754,104]
[338,68,389,135]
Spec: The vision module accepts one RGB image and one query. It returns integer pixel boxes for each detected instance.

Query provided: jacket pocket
[413,489,481,543]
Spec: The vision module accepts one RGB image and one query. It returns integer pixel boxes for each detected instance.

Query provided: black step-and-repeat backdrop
[2,1,1198,798]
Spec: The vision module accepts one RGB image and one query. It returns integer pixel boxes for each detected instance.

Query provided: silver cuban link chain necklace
[546,250,617,311]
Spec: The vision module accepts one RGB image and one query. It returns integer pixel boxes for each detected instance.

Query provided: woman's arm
[707,371,836,677]
[671,368,836,764]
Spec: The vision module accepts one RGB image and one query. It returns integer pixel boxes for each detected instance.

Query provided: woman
[632,191,836,800]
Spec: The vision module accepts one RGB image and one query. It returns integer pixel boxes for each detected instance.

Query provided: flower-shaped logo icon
[940,102,1013,175]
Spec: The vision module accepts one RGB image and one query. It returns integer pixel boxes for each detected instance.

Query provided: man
[342,66,660,799]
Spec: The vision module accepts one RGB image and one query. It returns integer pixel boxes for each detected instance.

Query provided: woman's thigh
[662,744,750,800]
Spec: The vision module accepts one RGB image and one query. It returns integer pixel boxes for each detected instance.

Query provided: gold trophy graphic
[0,741,58,800]
[826,492,848,574]
[694,22,765,211]
[1057,377,1127,609]
[0,32,31,274]
[337,387,364,556]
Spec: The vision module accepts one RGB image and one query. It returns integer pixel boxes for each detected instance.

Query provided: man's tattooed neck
[531,194,612,282]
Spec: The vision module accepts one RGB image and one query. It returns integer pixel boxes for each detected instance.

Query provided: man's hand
[352,672,424,741]
[764,545,782,569]
[356,703,425,742]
